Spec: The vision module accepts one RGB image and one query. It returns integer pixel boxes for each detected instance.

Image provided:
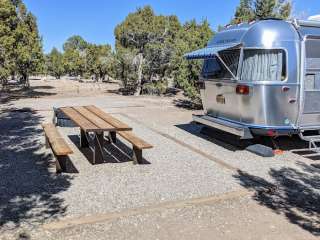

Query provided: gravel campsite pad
[0,79,319,240]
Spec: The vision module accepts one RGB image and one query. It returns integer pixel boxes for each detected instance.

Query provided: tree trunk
[20,73,30,88]
[121,63,127,88]
[24,75,30,88]
[134,53,144,96]
[1,78,8,91]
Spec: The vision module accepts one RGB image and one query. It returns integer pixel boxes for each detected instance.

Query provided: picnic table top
[60,105,132,132]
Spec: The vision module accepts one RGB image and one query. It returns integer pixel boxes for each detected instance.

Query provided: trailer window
[305,74,320,90]
[202,58,230,79]
[202,49,240,79]
[219,49,240,77]
[241,49,286,82]
[306,39,320,72]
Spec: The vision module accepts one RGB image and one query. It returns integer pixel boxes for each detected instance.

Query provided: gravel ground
[40,112,241,220]
[0,93,241,233]
[118,108,316,183]
[0,79,319,239]
[1,195,317,240]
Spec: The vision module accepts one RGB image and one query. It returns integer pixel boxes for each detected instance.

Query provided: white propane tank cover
[308,15,320,21]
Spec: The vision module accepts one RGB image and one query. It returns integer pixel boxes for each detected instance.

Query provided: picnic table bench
[42,123,73,173]
[59,105,153,164]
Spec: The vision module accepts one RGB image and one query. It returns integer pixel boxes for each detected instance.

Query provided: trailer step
[192,114,253,139]
[298,132,320,153]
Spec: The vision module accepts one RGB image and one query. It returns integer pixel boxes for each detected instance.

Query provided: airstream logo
[216,39,237,44]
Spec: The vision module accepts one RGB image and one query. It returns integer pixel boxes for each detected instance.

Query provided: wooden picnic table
[60,105,133,164]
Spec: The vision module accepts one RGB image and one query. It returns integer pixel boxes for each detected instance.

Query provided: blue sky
[24,0,320,53]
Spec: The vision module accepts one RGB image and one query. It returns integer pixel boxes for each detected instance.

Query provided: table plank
[85,105,132,131]
[73,106,116,131]
[60,107,99,132]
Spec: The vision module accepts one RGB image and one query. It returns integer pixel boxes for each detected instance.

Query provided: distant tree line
[0,0,292,102]
[46,36,115,82]
[45,6,213,102]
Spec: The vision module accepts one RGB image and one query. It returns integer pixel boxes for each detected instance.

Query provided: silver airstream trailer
[185,19,320,150]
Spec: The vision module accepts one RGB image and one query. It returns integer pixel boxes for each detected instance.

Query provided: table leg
[109,131,117,143]
[45,136,50,149]
[132,146,143,165]
[56,155,68,173]
[93,132,104,164]
[80,129,89,148]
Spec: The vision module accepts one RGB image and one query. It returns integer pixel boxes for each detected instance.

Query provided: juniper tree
[171,19,213,103]
[62,35,87,77]
[114,6,213,99]
[63,48,86,77]
[85,43,113,81]
[14,6,43,87]
[114,6,161,95]
[0,0,16,88]
[63,35,88,52]
[0,0,43,88]
[46,48,64,79]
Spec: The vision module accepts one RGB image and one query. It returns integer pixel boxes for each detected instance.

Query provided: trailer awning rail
[184,43,242,60]
[184,42,242,80]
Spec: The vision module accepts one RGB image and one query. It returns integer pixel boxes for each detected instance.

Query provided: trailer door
[300,37,320,127]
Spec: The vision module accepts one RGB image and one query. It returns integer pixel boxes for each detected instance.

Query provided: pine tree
[255,0,277,19]
[231,0,291,23]
[278,0,291,19]
[233,0,254,24]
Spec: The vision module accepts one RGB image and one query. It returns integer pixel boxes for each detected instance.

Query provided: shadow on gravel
[0,108,72,230]
[173,99,203,110]
[273,135,320,161]
[234,164,320,236]
[68,134,150,164]
[175,124,246,151]
[177,123,320,161]
[106,88,135,96]
[0,84,56,104]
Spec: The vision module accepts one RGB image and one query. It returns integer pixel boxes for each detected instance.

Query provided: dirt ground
[0,78,319,240]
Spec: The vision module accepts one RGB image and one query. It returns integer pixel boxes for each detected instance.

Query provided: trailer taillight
[267,130,277,137]
[236,85,250,95]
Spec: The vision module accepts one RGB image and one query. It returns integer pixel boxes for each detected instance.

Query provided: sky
[24,0,320,53]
